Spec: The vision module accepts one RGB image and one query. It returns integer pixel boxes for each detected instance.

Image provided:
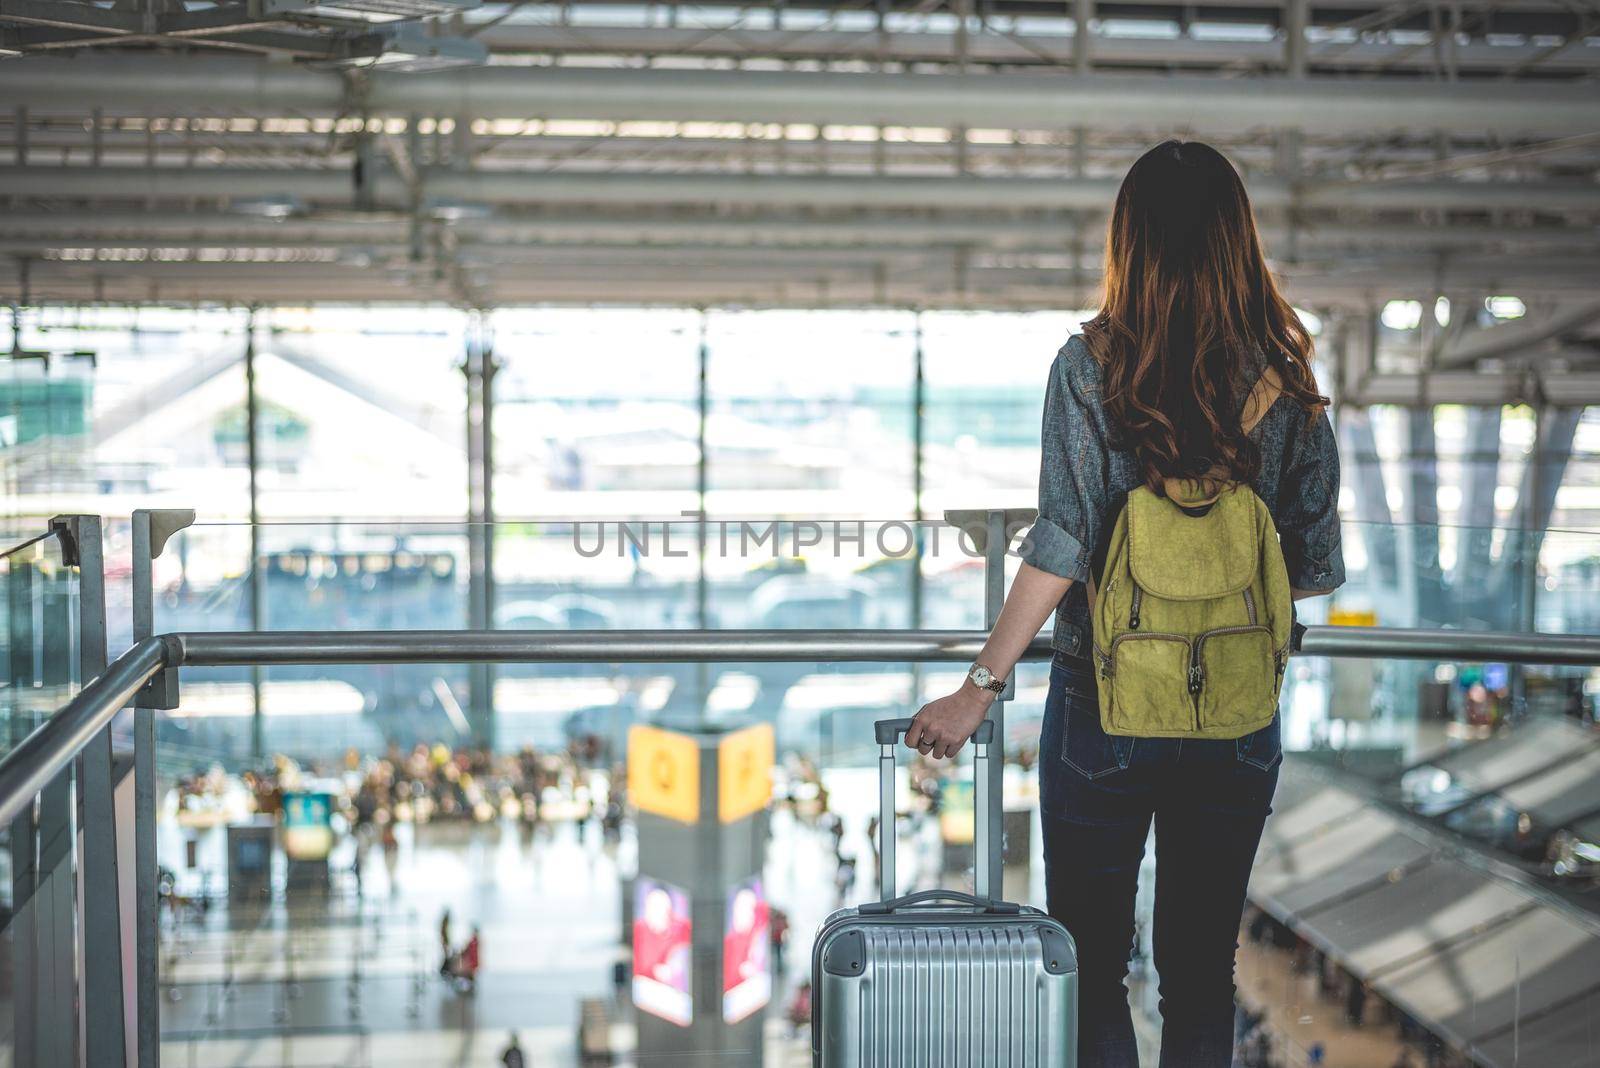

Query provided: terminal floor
[159,774,1396,1068]
[162,801,904,1067]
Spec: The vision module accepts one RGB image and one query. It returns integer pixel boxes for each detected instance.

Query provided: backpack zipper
[1242,587,1257,625]
[1193,625,1273,654]
[1094,646,1114,679]
[1105,631,1190,683]
[1129,583,1143,630]
[1190,625,1275,696]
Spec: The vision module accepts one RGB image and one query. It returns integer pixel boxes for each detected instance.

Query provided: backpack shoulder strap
[1240,365,1284,436]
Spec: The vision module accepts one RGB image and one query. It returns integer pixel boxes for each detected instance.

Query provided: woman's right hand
[905,685,994,760]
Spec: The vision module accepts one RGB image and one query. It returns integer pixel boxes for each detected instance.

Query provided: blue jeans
[1039,655,1281,1068]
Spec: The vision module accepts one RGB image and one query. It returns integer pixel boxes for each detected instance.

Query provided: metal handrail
[0,528,59,560]
[0,638,168,826]
[4,623,1600,827]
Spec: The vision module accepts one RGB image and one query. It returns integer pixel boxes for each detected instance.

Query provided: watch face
[971,666,993,687]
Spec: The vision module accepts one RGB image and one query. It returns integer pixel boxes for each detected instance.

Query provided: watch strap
[970,665,1007,693]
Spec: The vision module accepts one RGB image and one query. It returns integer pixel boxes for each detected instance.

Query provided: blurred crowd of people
[344,735,626,838]
[171,733,627,840]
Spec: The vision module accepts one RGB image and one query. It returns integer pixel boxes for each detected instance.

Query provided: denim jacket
[1018,335,1346,659]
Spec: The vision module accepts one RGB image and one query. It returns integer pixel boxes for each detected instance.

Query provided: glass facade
[4,304,1600,774]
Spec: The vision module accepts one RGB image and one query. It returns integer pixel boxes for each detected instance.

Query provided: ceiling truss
[0,0,1596,336]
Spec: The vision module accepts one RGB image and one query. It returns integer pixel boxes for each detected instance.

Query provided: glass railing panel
[144,515,1600,781]
[0,530,80,756]
[1332,519,1600,633]
[1284,518,1600,778]
[0,526,83,1068]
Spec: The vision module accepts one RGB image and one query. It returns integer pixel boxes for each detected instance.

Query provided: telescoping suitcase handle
[874,717,996,903]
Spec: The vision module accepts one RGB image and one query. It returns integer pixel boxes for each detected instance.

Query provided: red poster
[633,877,693,1026]
[722,876,771,1024]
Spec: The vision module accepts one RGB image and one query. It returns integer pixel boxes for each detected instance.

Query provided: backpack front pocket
[1103,633,1195,735]
[1195,626,1276,736]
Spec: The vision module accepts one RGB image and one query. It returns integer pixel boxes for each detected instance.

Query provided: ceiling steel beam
[9,250,1598,297]
[1344,370,1600,405]
[19,247,1599,290]
[6,164,1599,214]
[10,275,1600,319]
[461,0,1595,14]
[5,125,1585,166]
[1434,299,1600,368]
[2,210,1594,256]
[469,22,1600,74]
[3,56,1596,136]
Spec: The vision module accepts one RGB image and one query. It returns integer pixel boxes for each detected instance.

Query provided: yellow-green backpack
[1089,369,1294,740]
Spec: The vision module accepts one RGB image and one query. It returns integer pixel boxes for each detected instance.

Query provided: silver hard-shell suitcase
[810,718,1078,1067]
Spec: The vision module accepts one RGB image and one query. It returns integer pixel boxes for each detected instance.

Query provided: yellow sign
[629,725,700,824]
[718,723,774,824]
[1328,609,1378,628]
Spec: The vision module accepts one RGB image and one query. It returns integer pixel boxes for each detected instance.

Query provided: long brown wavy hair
[1081,140,1326,493]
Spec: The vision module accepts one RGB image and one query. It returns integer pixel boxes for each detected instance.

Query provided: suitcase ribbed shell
[815,914,1077,1068]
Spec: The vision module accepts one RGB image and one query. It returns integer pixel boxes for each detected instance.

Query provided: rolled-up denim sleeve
[1017,347,1105,584]
[1277,409,1346,591]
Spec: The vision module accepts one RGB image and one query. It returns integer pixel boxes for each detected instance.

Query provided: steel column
[1072,0,1092,73]
[463,313,499,748]
[695,310,711,713]
[245,310,265,760]
[1405,409,1442,624]
[1508,405,1582,632]
[1340,405,1399,589]
[1285,0,1308,77]
[1454,406,1502,624]
[910,312,925,631]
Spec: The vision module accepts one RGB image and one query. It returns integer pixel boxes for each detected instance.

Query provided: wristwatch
[967,664,1007,693]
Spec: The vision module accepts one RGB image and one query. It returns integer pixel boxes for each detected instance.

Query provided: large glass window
[703,310,917,633]
[3,306,251,523]
[919,310,1086,514]
[252,307,468,521]
[489,309,703,750]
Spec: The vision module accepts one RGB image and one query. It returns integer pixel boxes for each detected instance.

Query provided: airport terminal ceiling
[0,0,1596,330]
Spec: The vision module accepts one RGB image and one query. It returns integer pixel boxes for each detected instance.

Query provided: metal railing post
[131,508,194,1068]
[945,507,1037,898]
[36,765,73,1068]
[53,515,130,1068]
[34,545,76,1068]
[982,511,1007,899]
[7,529,40,1068]
[132,510,193,710]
